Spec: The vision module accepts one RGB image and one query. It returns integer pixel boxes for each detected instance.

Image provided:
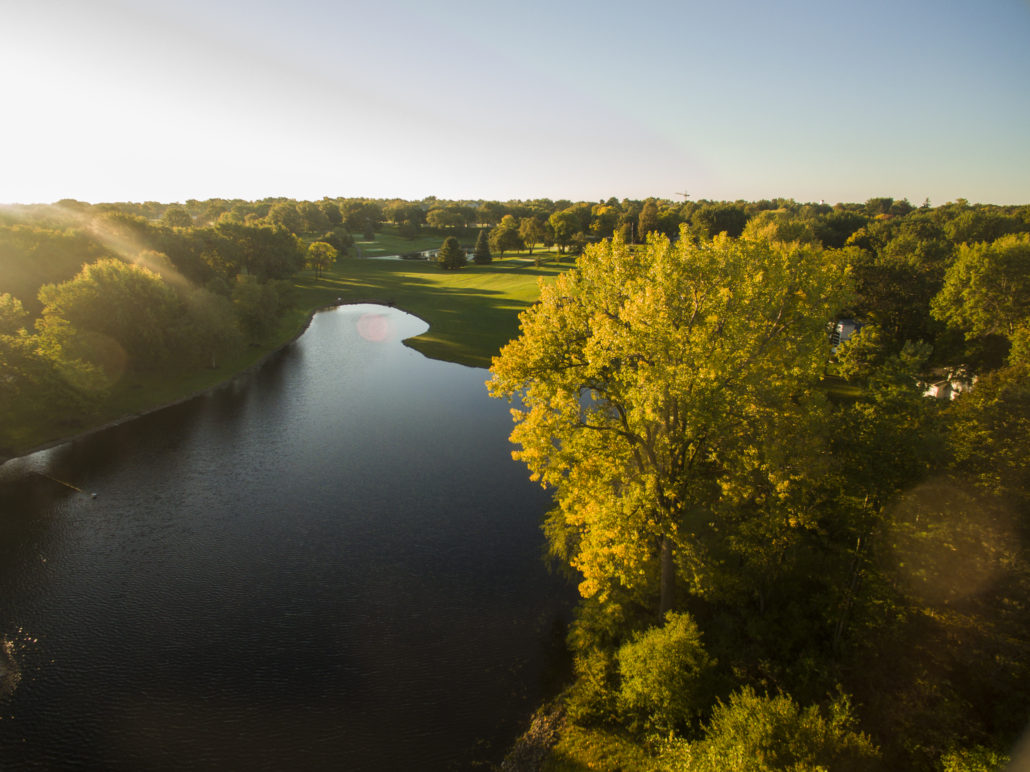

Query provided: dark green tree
[436,236,466,270]
[320,226,353,254]
[176,287,242,369]
[489,215,523,256]
[231,275,287,339]
[690,202,750,239]
[161,205,193,228]
[318,198,343,227]
[267,201,303,234]
[298,201,330,233]
[637,199,660,240]
[473,230,492,264]
[865,197,894,216]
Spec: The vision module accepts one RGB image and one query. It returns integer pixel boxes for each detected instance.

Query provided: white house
[830,318,862,352]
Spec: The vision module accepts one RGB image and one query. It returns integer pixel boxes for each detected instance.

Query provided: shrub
[679,687,879,771]
[617,612,714,733]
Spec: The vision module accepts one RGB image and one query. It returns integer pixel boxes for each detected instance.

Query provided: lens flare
[888,478,1015,607]
[356,313,390,343]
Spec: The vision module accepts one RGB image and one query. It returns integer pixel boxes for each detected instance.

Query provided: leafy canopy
[488,231,847,607]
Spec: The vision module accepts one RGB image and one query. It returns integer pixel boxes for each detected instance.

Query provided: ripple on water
[0,634,24,700]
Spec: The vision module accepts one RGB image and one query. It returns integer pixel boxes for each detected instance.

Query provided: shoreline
[0,298,429,469]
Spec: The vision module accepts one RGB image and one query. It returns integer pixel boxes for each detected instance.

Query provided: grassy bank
[2,248,570,461]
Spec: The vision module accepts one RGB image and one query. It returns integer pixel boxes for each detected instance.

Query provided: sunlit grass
[291,251,571,367]
[352,229,446,256]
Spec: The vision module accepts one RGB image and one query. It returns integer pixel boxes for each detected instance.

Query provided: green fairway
[352,230,449,256]
[291,252,570,368]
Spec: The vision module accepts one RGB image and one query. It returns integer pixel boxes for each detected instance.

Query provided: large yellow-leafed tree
[488,230,847,614]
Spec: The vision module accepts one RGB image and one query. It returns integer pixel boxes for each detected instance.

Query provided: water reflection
[0,304,572,770]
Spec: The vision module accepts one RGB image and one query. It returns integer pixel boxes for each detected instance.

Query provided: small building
[921,367,976,401]
[830,318,862,352]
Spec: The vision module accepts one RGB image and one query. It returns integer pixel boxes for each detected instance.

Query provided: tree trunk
[660,536,675,617]
[833,535,863,654]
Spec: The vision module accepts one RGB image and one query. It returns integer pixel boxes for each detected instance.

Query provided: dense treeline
[0,201,324,452]
[489,205,1030,770]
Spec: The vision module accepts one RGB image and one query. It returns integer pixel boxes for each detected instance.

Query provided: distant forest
[2,195,1030,769]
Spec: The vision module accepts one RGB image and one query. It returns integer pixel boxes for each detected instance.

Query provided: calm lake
[0,304,573,770]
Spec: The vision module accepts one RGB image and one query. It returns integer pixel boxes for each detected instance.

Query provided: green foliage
[617,612,715,733]
[267,201,303,234]
[834,324,888,381]
[675,687,879,771]
[938,745,1011,772]
[436,236,466,270]
[741,210,819,245]
[830,340,941,513]
[865,197,895,216]
[637,199,660,240]
[298,200,330,233]
[0,224,111,314]
[214,221,305,280]
[489,231,847,610]
[426,205,470,230]
[490,216,524,256]
[341,201,383,238]
[231,275,288,339]
[161,205,193,228]
[0,293,29,335]
[814,210,868,249]
[545,724,663,772]
[689,202,749,239]
[548,209,578,253]
[589,205,621,240]
[177,287,243,369]
[885,479,1018,609]
[306,241,338,279]
[566,645,620,725]
[0,326,93,449]
[473,229,492,264]
[945,365,1030,505]
[320,225,353,254]
[616,221,633,244]
[944,208,1024,245]
[932,233,1030,352]
[318,198,343,228]
[1009,323,1030,369]
[37,257,183,373]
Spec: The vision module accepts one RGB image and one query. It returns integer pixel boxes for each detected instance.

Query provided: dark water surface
[0,305,572,770]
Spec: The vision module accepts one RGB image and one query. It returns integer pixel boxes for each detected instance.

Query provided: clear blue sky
[3,0,1029,205]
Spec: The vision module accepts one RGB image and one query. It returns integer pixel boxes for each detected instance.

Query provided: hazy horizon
[4,0,1029,206]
